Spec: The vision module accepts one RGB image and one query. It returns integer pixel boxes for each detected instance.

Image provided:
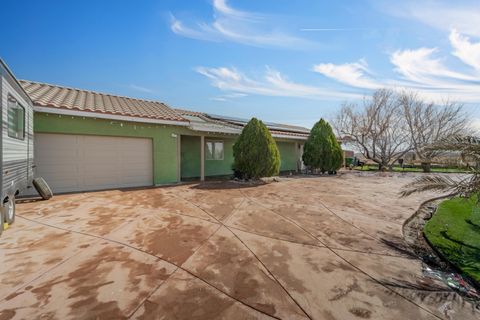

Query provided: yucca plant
[400,136,480,200]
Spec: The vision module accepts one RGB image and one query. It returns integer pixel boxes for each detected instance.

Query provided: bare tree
[334,89,412,171]
[400,91,469,172]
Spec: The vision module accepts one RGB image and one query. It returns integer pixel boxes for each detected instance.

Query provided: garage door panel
[49,180,81,192]
[121,175,152,186]
[38,165,79,177]
[34,134,153,193]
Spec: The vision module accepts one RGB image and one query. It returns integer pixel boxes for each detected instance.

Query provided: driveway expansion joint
[239,190,444,320]
[14,213,281,320]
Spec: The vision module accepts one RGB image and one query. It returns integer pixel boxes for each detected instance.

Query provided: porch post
[200,135,205,181]
[177,135,181,182]
[295,142,299,172]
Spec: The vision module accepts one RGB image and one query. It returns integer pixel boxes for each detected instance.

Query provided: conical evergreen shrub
[302,118,343,173]
[233,118,281,179]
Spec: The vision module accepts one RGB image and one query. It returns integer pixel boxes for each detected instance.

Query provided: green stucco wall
[181,135,201,179]
[34,113,181,185]
[205,138,235,176]
[181,136,236,179]
[277,141,298,171]
[34,112,302,184]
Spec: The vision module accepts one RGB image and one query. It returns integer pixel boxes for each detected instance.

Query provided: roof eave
[271,133,308,141]
[34,105,190,127]
[188,123,242,135]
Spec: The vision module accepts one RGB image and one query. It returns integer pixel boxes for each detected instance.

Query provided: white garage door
[34,133,153,193]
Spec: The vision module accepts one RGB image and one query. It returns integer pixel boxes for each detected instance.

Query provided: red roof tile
[20,80,187,122]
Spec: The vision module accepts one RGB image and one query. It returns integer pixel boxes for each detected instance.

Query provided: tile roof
[269,130,309,138]
[175,108,243,129]
[20,80,187,123]
[175,108,309,138]
[174,108,205,117]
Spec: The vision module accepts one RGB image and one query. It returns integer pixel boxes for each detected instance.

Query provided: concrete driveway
[0,173,478,319]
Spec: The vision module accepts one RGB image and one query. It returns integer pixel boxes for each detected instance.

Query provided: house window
[206,140,224,160]
[7,95,25,140]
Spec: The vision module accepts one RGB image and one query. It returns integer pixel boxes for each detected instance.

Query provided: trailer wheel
[33,177,53,200]
[4,196,16,225]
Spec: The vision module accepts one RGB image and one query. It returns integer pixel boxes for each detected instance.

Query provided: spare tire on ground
[0,206,4,236]
[33,177,53,200]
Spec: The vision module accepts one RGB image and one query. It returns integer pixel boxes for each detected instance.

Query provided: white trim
[34,106,189,127]
[191,123,307,140]
[188,123,241,134]
[271,133,308,140]
[177,135,181,182]
[205,140,225,161]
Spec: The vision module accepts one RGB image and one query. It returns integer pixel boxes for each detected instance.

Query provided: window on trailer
[206,141,224,160]
[7,95,25,140]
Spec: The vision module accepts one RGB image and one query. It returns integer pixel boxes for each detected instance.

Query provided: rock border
[403,197,480,302]
[402,197,448,268]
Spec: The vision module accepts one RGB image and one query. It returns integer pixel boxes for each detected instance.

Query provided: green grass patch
[424,196,480,284]
[352,165,469,173]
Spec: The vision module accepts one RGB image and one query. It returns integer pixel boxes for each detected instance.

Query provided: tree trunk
[421,162,431,173]
[378,163,388,171]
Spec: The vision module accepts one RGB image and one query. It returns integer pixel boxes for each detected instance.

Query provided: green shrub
[233,118,280,179]
[303,118,343,173]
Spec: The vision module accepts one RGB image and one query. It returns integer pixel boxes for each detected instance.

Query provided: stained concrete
[0,173,478,319]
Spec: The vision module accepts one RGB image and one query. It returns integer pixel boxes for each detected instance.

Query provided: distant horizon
[1,0,479,130]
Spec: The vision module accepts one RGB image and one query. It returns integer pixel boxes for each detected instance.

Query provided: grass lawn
[424,196,480,284]
[353,165,469,173]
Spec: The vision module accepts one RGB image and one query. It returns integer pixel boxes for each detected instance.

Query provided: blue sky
[1,0,479,128]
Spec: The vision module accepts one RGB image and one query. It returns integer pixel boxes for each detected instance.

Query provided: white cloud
[449,29,480,72]
[380,1,480,37]
[129,84,154,93]
[196,66,360,100]
[312,30,480,102]
[209,96,227,102]
[390,47,477,84]
[198,30,480,103]
[212,0,254,19]
[170,0,312,48]
[300,28,372,32]
[313,60,381,89]
[210,92,247,102]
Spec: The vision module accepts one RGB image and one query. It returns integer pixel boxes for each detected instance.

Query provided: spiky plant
[400,136,480,200]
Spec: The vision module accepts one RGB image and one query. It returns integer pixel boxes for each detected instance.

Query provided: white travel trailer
[0,59,34,234]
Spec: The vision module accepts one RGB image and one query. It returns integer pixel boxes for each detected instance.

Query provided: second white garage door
[34,133,153,193]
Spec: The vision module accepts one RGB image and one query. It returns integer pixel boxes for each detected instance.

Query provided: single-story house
[19,80,309,193]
